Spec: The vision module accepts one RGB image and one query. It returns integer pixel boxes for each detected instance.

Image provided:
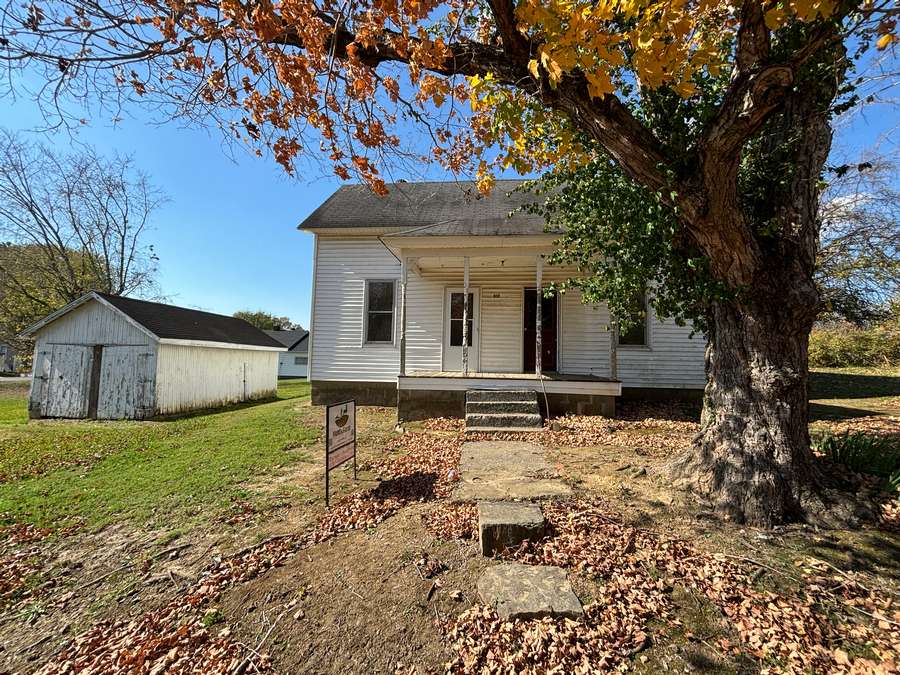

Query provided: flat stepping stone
[478,501,545,556]
[452,441,571,502]
[477,563,583,620]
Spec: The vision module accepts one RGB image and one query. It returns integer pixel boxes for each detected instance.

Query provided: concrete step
[478,501,546,556]
[467,389,538,403]
[477,563,584,620]
[465,412,543,429]
[466,400,540,415]
[465,426,544,435]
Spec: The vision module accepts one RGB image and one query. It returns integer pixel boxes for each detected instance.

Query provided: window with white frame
[294,356,308,365]
[364,280,395,343]
[618,292,649,347]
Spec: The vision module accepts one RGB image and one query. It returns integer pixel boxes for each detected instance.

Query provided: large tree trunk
[671,266,823,527]
[671,47,876,527]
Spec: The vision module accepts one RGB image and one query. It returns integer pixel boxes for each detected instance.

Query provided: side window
[365,280,395,343]
[294,356,308,365]
[619,293,649,347]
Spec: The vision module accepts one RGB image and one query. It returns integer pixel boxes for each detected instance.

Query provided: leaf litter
[446,496,899,674]
[36,431,461,674]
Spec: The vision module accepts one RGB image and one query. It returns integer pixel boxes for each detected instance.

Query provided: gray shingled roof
[97,294,284,348]
[263,328,308,351]
[298,180,555,235]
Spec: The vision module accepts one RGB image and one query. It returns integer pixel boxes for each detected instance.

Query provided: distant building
[0,342,16,373]
[264,329,309,378]
[21,292,285,419]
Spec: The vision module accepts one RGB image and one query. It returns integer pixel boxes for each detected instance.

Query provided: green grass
[0,380,317,529]
[809,367,900,400]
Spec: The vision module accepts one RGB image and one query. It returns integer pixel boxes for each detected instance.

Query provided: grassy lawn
[0,379,317,528]
[809,366,900,421]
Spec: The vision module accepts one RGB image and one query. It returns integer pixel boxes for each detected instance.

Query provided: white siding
[278,351,308,378]
[309,237,401,382]
[154,344,279,414]
[480,288,523,372]
[311,239,706,389]
[559,293,612,377]
[617,314,706,389]
[405,271,444,372]
[34,300,150,346]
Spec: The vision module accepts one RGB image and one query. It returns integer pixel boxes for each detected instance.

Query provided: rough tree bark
[671,46,874,527]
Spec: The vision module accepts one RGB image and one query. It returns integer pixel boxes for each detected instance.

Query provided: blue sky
[1,65,896,328]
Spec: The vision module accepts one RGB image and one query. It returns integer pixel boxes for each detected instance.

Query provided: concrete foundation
[398,388,616,421]
[311,380,398,407]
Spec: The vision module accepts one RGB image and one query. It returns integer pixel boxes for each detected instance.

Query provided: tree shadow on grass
[808,402,890,422]
[809,371,900,400]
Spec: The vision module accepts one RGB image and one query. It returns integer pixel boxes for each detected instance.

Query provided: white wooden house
[21,292,285,420]
[264,329,309,377]
[301,180,707,421]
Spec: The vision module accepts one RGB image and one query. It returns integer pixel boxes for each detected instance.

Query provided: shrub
[814,432,900,494]
[808,320,900,368]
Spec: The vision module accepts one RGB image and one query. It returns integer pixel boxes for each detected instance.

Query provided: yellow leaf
[876,33,896,50]
[528,59,540,80]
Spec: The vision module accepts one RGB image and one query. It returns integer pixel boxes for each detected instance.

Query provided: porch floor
[403,370,617,383]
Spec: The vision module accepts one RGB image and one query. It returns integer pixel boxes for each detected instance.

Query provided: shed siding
[311,236,706,389]
[154,344,279,414]
[310,236,401,382]
[34,300,150,346]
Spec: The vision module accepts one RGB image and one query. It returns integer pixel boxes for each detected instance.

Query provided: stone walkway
[452,440,572,502]
[454,440,583,621]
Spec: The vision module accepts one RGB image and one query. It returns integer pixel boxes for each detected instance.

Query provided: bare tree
[0,129,164,354]
[818,152,900,324]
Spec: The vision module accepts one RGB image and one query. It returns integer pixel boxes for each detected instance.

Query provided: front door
[442,288,479,372]
[523,289,557,372]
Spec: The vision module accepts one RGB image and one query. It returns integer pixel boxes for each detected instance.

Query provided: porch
[385,232,623,379]
[397,370,620,421]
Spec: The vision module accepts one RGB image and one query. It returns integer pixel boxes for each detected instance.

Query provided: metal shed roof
[22,292,284,349]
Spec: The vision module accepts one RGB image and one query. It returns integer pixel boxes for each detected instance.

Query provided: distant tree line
[0,130,163,367]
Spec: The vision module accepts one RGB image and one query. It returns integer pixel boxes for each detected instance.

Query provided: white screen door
[442,288,479,372]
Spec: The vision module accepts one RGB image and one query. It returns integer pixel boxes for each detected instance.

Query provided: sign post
[325,399,357,506]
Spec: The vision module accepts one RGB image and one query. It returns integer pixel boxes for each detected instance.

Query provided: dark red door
[523,289,557,372]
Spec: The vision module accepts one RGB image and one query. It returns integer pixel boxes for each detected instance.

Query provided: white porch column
[535,254,543,376]
[399,256,408,376]
[462,256,470,376]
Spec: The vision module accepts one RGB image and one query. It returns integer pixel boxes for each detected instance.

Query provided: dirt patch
[220,504,489,674]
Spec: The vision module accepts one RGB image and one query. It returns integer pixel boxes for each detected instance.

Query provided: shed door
[97,346,155,420]
[41,345,93,418]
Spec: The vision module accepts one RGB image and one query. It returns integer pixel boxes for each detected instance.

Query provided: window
[618,293,648,346]
[365,280,395,343]
[449,292,474,346]
[294,356,308,365]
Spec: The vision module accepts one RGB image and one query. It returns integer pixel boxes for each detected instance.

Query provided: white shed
[21,292,285,420]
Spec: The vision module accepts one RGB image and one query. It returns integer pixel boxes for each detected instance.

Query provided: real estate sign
[325,400,356,505]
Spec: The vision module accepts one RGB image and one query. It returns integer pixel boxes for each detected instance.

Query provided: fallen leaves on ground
[466,414,698,456]
[37,431,463,674]
[422,503,478,540]
[0,546,43,608]
[815,416,900,439]
[447,497,900,674]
